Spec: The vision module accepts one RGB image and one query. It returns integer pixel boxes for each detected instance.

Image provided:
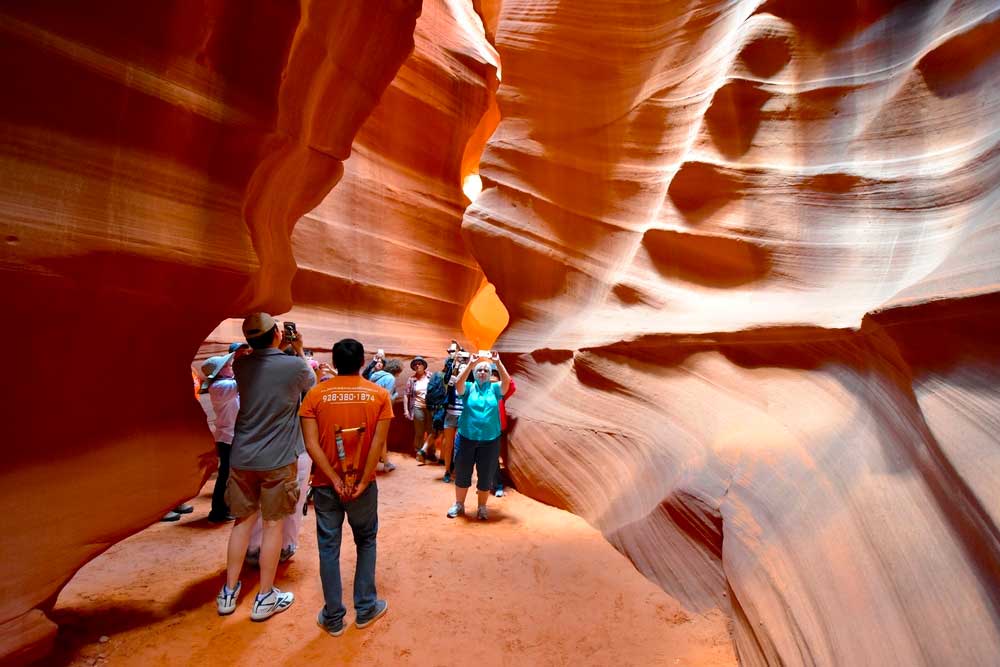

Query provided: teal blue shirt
[457,380,503,441]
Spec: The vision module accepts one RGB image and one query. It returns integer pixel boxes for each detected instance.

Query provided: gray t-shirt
[230,348,316,471]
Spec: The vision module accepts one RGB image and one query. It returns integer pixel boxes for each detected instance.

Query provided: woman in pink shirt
[403,356,435,461]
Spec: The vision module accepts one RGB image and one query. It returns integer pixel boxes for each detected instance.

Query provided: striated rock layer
[466,1,1000,665]
[0,2,420,662]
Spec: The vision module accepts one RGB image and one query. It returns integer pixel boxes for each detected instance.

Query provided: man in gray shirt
[216,313,316,622]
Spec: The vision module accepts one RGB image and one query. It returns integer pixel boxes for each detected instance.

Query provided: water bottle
[335,429,347,462]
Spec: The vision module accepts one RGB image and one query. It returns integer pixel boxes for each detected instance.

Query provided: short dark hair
[333,338,364,375]
[247,325,278,350]
[383,359,403,375]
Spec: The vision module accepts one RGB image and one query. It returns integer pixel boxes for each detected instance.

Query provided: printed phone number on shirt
[321,391,377,403]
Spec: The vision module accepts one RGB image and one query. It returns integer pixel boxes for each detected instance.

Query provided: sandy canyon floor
[45,457,735,667]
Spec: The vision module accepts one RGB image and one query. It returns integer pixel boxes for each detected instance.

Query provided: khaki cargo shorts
[225,461,300,521]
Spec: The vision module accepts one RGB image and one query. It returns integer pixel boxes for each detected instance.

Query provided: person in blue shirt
[447,352,511,520]
[368,359,402,399]
[368,359,403,472]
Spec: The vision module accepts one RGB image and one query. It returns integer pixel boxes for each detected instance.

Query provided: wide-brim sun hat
[410,356,427,370]
[201,352,235,383]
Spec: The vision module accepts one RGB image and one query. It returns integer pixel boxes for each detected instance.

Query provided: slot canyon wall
[0,1,998,667]
[462,1,1000,666]
[0,2,422,663]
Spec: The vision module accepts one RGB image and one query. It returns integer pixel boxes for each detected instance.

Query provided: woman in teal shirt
[447,352,510,520]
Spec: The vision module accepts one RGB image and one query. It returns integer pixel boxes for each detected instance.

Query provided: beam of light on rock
[461,277,509,352]
[462,173,483,202]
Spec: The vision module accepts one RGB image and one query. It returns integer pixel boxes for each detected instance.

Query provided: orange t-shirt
[298,375,394,488]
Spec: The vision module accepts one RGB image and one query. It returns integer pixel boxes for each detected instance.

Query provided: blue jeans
[313,483,379,625]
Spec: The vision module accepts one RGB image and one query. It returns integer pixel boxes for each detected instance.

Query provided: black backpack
[425,371,447,409]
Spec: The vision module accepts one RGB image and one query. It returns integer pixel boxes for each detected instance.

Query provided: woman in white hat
[201,352,240,522]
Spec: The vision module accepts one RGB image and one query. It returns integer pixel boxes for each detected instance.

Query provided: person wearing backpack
[416,365,448,464]
[491,368,516,497]
[406,356,445,463]
[440,342,468,482]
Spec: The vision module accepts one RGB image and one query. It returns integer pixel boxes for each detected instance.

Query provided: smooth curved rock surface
[467,0,999,349]
[0,2,420,662]
[465,1,1000,665]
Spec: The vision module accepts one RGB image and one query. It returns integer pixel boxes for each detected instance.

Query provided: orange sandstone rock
[465,1,1000,665]
[0,2,420,662]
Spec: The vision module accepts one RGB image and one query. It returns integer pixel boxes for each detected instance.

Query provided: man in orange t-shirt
[299,338,393,636]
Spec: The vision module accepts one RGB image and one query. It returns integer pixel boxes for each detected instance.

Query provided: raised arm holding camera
[216,313,316,622]
[361,349,386,380]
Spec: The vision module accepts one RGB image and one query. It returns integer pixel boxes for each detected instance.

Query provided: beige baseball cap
[242,312,277,339]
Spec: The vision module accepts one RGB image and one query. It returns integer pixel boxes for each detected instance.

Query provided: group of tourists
[400,341,514,520]
[194,313,515,635]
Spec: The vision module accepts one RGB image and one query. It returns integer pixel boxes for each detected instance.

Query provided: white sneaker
[447,503,465,518]
[216,581,241,616]
[250,587,294,621]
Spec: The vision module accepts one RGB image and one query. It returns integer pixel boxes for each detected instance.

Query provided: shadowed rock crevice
[757,0,906,47]
[662,489,725,561]
[667,161,747,222]
[704,80,773,159]
[801,172,867,194]
[917,12,1000,98]
[611,281,665,307]
[641,228,773,287]
[738,32,793,79]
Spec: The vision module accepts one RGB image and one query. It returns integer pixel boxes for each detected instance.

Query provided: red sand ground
[44,457,735,666]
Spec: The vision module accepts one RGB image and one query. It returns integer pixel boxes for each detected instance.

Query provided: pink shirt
[413,376,430,408]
